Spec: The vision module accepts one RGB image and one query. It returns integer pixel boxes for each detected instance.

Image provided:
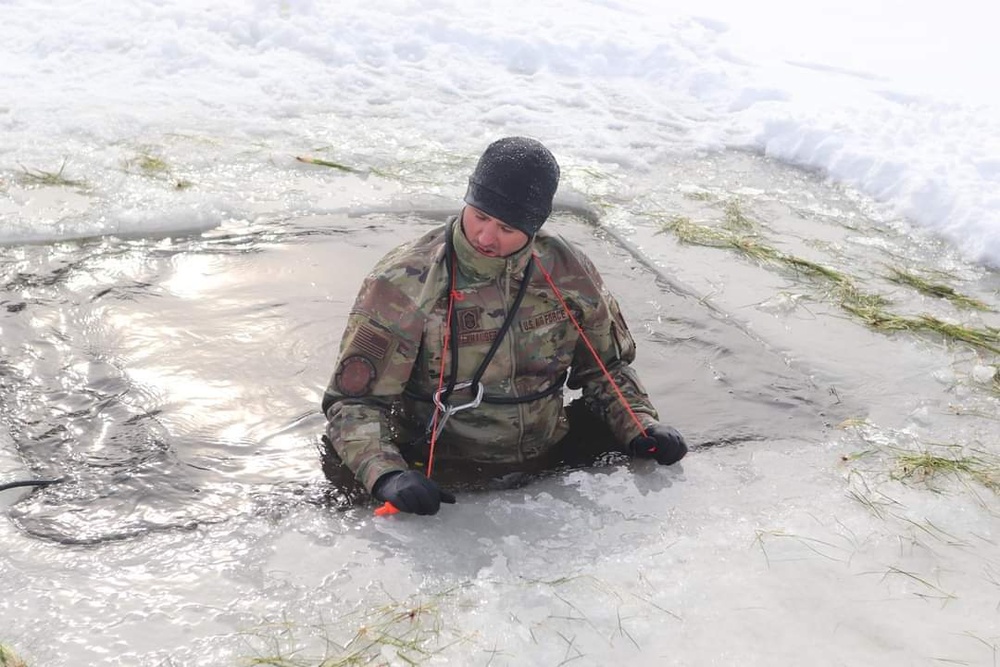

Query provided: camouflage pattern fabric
[321,215,659,492]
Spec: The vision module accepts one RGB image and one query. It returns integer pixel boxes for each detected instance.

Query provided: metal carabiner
[427,380,485,441]
[428,404,455,443]
[432,380,485,413]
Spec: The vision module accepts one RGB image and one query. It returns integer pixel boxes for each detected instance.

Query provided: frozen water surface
[2,163,998,665]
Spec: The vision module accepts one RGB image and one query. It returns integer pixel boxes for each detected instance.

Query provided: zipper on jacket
[501,262,527,462]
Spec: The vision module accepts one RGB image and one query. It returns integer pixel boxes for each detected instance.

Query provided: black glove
[372,470,456,516]
[628,423,688,465]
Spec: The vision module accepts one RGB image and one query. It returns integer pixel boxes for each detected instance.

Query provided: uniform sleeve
[565,256,659,447]
[321,272,426,492]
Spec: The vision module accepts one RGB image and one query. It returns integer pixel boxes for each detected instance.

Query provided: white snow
[2,0,998,265]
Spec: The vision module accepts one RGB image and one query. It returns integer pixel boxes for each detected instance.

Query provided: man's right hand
[628,423,688,465]
[372,470,457,515]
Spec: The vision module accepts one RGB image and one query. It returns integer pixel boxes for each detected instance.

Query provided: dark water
[1,211,843,544]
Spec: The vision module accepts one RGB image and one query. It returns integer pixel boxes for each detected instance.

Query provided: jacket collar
[450,213,534,285]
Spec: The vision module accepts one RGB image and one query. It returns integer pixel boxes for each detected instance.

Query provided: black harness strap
[466,255,533,386]
[404,368,569,405]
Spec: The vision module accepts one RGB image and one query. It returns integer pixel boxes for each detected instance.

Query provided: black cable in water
[0,478,64,492]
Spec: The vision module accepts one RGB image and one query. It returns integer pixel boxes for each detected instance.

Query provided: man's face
[461,206,530,258]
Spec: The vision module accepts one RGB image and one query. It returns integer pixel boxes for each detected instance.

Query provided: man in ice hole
[321,137,687,515]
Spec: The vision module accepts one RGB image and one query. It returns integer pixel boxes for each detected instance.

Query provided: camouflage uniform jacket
[322,215,659,491]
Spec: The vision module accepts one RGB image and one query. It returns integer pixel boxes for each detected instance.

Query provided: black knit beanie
[463,137,560,236]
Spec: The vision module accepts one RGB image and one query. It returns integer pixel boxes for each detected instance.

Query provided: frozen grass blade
[962,633,999,666]
[615,607,641,650]
[782,255,852,285]
[880,565,957,603]
[752,529,847,566]
[682,190,715,202]
[295,155,361,173]
[896,517,970,548]
[947,405,1000,420]
[846,487,888,521]
[554,631,585,667]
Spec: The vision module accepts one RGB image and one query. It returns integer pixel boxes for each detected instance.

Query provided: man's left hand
[628,423,688,465]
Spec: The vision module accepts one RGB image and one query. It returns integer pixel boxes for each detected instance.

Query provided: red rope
[533,252,649,439]
[376,256,458,516]
[426,259,461,478]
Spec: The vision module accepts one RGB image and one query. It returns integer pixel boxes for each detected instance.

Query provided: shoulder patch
[353,322,392,360]
[335,355,377,397]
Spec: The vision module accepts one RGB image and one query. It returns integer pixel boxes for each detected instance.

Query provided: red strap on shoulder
[532,252,649,439]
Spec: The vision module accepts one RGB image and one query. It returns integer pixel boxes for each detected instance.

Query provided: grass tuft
[240,575,680,666]
[841,305,999,354]
[0,644,28,667]
[886,267,991,311]
[895,450,1000,493]
[134,154,169,175]
[241,595,465,667]
[723,199,756,231]
[658,215,777,262]
[782,255,851,285]
[659,216,1000,354]
[122,151,194,190]
[18,159,86,188]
